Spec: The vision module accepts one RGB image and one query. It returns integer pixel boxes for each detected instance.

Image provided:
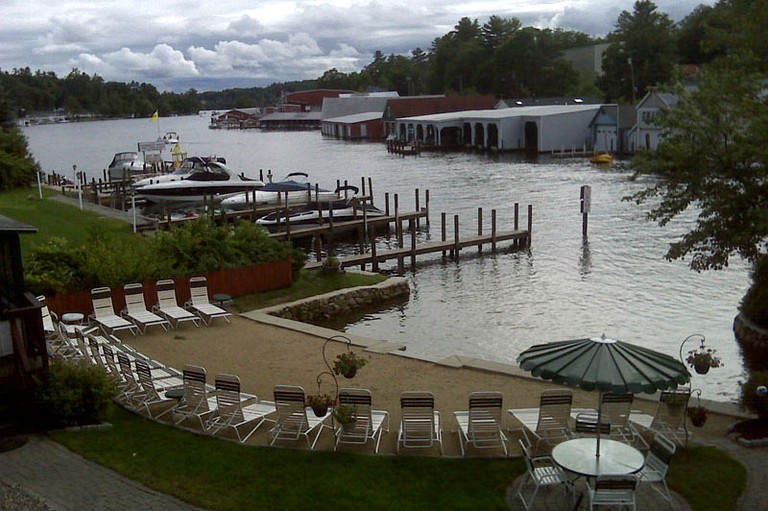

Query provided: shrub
[740,255,768,329]
[34,359,116,428]
[739,370,768,419]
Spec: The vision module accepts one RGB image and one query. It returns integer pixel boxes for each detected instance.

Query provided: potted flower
[306,394,334,417]
[322,255,341,274]
[686,342,722,375]
[333,404,357,433]
[333,351,368,379]
[688,406,708,427]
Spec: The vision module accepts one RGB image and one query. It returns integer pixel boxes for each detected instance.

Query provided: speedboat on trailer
[255,185,385,227]
[137,161,264,203]
[221,172,337,209]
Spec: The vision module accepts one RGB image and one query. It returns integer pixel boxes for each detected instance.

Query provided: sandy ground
[120,311,741,456]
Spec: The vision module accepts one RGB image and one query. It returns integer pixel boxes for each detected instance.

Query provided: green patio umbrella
[517,334,691,457]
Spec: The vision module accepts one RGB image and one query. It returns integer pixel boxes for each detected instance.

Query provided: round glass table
[552,437,645,477]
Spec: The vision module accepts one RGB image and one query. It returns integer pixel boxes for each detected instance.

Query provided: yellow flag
[150,110,159,122]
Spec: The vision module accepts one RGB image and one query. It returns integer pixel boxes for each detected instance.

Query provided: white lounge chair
[628,387,691,446]
[637,433,676,504]
[171,364,217,429]
[587,476,637,511]
[90,287,138,336]
[515,438,571,510]
[185,276,231,325]
[397,391,443,454]
[206,374,276,443]
[334,388,389,453]
[454,391,508,457]
[122,283,170,333]
[153,279,201,328]
[269,385,331,449]
[509,389,573,452]
[134,359,184,418]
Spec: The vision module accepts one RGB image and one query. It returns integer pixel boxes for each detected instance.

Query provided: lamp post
[73,164,83,210]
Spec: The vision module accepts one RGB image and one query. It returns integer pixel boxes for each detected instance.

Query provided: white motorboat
[108,152,145,181]
[132,156,226,189]
[220,172,337,209]
[136,160,264,203]
[255,185,385,227]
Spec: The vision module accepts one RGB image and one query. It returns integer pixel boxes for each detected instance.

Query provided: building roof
[399,104,602,123]
[385,95,497,120]
[321,96,393,120]
[499,96,602,108]
[0,214,37,234]
[260,111,322,121]
[324,112,383,124]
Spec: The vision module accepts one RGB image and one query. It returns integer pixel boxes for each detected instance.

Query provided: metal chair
[637,433,676,504]
[510,389,573,451]
[587,475,637,510]
[334,388,389,453]
[397,391,443,454]
[573,411,611,437]
[515,438,570,510]
[453,391,508,456]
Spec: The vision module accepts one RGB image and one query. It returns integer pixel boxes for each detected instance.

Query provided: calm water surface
[24,116,751,401]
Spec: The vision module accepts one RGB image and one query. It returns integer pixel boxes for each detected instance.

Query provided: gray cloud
[0,0,711,91]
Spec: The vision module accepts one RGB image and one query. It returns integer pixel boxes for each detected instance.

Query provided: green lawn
[51,406,745,511]
[0,187,134,253]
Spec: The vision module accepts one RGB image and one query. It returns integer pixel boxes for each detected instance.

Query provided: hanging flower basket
[688,406,708,427]
[333,351,368,379]
[685,341,722,375]
[306,394,334,417]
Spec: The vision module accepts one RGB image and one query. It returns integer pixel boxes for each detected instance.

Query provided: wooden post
[514,202,520,247]
[580,185,591,237]
[415,189,420,227]
[370,228,378,272]
[441,212,447,259]
[395,194,403,248]
[477,207,483,253]
[527,204,533,247]
[314,235,322,262]
[368,177,374,206]
[384,192,390,216]
[453,215,460,262]
[410,220,417,269]
[425,189,430,226]
[491,209,497,252]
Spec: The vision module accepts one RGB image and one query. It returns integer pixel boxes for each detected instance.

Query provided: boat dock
[306,205,532,273]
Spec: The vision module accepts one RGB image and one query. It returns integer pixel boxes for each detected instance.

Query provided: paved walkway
[0,436,208,511]
[0,433,765,510]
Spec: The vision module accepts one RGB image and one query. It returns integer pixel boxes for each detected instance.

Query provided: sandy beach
[121,309,740,455]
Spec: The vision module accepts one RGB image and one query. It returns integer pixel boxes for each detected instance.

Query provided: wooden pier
[305,204,532,274]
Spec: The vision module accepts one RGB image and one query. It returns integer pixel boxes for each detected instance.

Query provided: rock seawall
[262,274,410,322]
[734,313,768,348]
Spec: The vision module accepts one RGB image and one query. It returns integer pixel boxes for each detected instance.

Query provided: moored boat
[255,185,385,227]
[221,172,337,209]
[108,151,146,181]
[136,160,264,203]
[132,156,226,189]
[590,152,613,165]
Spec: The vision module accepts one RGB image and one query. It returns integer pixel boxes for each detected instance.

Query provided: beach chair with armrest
[515,438,571,511]
[185,276,231,326]
[334,388,390,453]
[122,283,170,333]
[397,391,443,454]
[509,389,573,452]
[587,475,637,511]
[629,387,691,447]
[90,287,138,336]
[205,374,277,443]
[453,391,508,457]
[171,364,217,429]
[153,279,201,328]
[135,359,184,418]
[637,433,676,504]
[573,411,611,437]
[601,392,639,443]
[269,385,331,449]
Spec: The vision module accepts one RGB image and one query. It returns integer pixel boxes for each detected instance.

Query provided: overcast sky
[0,0,711,92]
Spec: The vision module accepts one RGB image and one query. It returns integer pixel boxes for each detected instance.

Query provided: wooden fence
[45,259,292,316]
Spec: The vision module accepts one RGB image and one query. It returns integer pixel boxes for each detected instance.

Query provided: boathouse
[322,112,385,140]
[382,95,497,137]
[395,104,602,152]
[626,91,680,152]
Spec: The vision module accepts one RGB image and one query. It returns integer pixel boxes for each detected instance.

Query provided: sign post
[580,185,591,237]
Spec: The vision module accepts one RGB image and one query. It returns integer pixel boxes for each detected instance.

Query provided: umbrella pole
[596,392,603,460]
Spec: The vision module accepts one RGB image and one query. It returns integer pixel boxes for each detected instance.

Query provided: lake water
[24,115,751,401]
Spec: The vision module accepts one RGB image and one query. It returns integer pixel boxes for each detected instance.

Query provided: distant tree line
[0,1,741,122]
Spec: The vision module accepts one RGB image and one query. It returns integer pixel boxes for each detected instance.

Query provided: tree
[599,1,677,102]
[626,62,767,271]
[0,86,39,190]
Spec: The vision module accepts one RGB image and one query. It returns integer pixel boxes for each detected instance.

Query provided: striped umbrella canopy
[517,334,690,395]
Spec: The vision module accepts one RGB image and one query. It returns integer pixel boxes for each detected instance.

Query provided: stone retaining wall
[734,313,768,348]
[262,274,410,322]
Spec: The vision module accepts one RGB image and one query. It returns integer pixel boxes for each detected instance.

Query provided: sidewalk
[0,435,209,511]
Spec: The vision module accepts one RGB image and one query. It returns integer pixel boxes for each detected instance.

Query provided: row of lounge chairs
[40,276,231,343]
[509,387,692,454]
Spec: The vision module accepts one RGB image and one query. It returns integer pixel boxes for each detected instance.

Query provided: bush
[739,370,768,419]
[34,359,116,428]
[740,255,768,329]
